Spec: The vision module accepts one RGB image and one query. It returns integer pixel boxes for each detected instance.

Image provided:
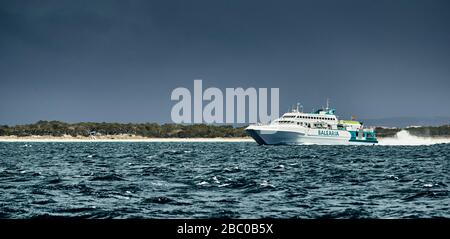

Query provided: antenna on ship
[326,98,330,110]
[296,103,300,112]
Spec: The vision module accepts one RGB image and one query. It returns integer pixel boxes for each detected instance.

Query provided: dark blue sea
[0,142,449,218]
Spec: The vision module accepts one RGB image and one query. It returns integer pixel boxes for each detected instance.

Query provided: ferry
[246,100,378,145]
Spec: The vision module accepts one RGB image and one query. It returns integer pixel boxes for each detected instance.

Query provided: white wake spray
[378,130,450,146]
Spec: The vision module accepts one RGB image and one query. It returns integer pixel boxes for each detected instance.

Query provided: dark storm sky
[1,0,450,125]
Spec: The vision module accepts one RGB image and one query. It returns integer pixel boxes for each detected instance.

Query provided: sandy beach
[0,135,254,142]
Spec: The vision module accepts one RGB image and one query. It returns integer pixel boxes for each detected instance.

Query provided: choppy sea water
[0,142,449,218]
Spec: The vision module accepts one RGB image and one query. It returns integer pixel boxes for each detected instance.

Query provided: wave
[379,130,450,146]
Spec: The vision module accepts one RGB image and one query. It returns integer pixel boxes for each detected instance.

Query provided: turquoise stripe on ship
[349,131,378,143]
[349,139,378,143]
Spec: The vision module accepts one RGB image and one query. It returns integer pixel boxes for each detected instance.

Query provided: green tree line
[0,121,248,138]
[0,121,449,138]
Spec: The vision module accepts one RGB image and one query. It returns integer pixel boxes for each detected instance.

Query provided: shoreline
[0,135,254,142]
[1,134,449,144]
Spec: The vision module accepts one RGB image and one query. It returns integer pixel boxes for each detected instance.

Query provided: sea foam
[378,130,450,146]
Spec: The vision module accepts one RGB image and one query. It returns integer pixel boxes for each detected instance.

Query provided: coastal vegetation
[374,127,402,138]
[0,121,247,138]
[0,121,449,138]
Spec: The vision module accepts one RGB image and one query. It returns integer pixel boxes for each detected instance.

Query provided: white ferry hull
[246,125,377,145]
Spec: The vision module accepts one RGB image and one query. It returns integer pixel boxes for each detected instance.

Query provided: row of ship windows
[279,121,309,126]
[283,115,334,120]
[278,121,332,129]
